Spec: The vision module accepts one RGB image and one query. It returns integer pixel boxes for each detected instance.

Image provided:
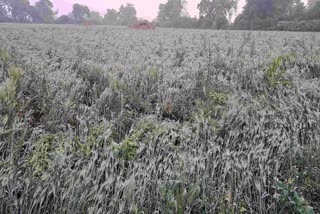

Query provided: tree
[157,3,167,21]
[241,0,300,20]
[197,0,238,28]
[214,15,229,28]
[0,0,58,23]
[308,0,320,7]
[289,0,306,20]
[28,5,41,22]
[118,3,137,25]
[245,0,273,19]
[0,0,10,22]
[233,0,308,30]
[272,0,295,19]
[72,3,90,23]
[103,9,118,25]
[88,11,102,25]
[233,0,276,30]
[3,0,32,22]
[157,0,186,22]
[33,0,56,23]
[305,0,320,19]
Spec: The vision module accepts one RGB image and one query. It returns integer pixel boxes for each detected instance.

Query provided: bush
[55,15,75,24]
[155,16,199,29]
[277,20,320,32]
[214,15,228,29]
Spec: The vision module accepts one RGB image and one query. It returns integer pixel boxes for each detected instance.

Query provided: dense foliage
[276,19,320,32]
[233,0,320,31]
[0,24,320,213]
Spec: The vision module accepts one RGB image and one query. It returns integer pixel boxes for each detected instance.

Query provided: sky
[29,0,308,21]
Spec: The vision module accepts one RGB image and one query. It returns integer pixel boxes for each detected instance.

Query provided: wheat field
[0,24,320,213]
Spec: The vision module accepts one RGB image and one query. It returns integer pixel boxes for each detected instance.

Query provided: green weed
[0,65,22,107]
[147,65,159,79]
[113,137,138,161]
[0,48,10,64]
[29,134,60,176]
[273,178,314,214]
[265,55,293,88]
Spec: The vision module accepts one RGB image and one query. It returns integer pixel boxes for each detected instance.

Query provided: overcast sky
[29,0,308,21]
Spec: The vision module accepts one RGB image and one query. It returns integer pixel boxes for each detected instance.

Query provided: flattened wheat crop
[0,24,320,213]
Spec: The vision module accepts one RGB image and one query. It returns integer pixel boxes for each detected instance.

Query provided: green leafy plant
[0,65,22,107]
[273,178,314,214]
[0,65,23,130]
[265,55,291,88]
[190,90,227,130]
[86,123,106,146]
[147,65,159,79]
[129,117,168,144]
[293,148,320,211]
[0,48,10,64]
[208,91,228,106]
[160,180,208,214]
[160,180,188,214]
[113,137,138,161]
[29,134,60,177]
[110,76,126,91]
[74,123,108,156]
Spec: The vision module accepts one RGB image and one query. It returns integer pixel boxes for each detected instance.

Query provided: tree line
[0,0,139,25]
[155,0,320,30]
[234,0,320,30]
[0,0,319,31]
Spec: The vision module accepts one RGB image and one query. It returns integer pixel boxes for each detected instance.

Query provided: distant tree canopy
[198,0,238,20]
[156,0,201,29]
[102,4,138,26]
[308,0,320,7]
[118,3,138,25]
[33,0,56,23]
[0,0,11,22]
[305,0,320,20]
[197,0,238,28]
[0,0,56,23]
[290,0,307,20]
[103,9,118,25]
[0,0,32,22]
[0,0,104,24]
[69,3,104,24]
[87,11,103,25]
[157,0,186,22]
[155,0,238,29]
[232,0,318,30]
[72,4,90,23]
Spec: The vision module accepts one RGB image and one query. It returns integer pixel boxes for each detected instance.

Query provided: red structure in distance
[128,22,155,30]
